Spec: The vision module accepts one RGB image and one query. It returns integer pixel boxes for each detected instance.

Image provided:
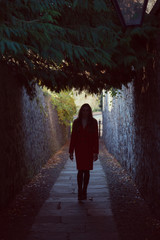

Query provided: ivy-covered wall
[0,64,69,207]
[103,71,160,214]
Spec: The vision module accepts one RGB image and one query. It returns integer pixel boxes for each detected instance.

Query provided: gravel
[1,140,160,240]
[0,143,69,240]
[99,140,160,240]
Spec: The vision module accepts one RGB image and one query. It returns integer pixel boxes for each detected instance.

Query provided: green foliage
[0,0,159,95]
[43,88,77,126]
[109,88,122,98]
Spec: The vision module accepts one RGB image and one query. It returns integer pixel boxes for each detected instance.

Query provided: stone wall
[103,74,160,214]
[0,64,69,207]
[103,82,136,174]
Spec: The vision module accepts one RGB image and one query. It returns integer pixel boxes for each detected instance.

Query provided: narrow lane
[27,158,119,240]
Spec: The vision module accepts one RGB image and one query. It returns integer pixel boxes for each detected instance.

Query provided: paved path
[27,158,119,240]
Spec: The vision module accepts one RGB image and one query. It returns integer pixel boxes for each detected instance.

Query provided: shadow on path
[1,140,160,240]
[26,152,119,240]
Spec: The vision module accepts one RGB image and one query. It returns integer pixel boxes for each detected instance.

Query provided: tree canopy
[0,0,159,95]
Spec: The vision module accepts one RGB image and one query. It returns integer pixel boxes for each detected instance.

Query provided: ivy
[43,88,77,126]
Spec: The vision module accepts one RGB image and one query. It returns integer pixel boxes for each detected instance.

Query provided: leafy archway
[0,0,159,96]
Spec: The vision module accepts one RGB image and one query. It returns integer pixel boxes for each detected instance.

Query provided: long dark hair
[78,103,93,122]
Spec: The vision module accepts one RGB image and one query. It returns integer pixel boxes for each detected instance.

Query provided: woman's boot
[77,170,83,200]
[82,170,90,200]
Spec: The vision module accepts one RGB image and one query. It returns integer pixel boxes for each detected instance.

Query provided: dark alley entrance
[1,1,160,240]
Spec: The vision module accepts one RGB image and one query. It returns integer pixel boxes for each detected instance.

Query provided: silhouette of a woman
[69,103,99,200]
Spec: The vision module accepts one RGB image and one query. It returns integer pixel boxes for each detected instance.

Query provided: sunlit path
[27,158,119,240]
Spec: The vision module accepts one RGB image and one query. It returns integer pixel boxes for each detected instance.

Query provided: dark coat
[69,118,99,170]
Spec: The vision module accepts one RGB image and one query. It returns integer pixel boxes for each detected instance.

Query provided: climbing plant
[0,0,159,95]
[43,88,77,126]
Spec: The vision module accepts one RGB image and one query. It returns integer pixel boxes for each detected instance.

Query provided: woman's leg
[77,170,84,200]
[83,170,90,199]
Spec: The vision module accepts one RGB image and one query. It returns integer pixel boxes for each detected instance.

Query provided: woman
[69,103,99,200]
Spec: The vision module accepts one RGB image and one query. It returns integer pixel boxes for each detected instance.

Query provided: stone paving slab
[27,159,119,240]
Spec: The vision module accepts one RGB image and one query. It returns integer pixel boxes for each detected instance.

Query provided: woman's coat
[69,118,99,170]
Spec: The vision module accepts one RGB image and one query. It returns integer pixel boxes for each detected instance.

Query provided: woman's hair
[78,103,93,121]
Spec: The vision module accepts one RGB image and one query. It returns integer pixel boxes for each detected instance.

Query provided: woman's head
[78,103,93,120]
